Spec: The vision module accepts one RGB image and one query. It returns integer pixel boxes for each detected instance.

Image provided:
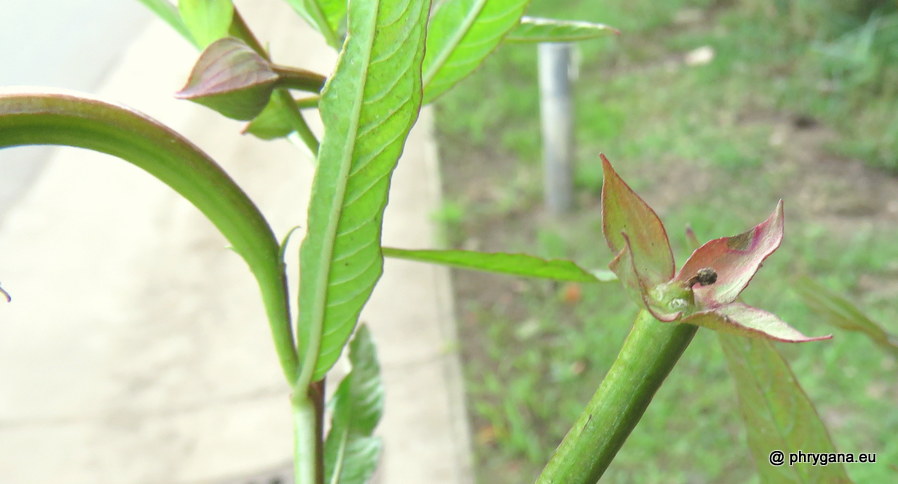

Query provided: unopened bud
[176,37,279,120]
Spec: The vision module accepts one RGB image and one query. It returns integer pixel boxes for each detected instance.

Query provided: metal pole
[538,42,574,215]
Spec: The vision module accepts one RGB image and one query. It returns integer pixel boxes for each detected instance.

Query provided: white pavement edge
[0,1,473,483]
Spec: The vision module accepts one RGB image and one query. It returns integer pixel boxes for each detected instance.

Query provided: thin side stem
[275,90,320,154]
[311,379,326,484]
[296,95,321,109]
[273,65,328,93]
[537,310,698,484]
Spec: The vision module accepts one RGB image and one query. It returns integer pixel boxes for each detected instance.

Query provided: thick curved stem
[537,310,698,483]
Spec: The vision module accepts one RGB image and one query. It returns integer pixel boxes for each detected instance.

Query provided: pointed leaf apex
[683,303,832,343]
[677,201,785,306]
[601,154,675,288]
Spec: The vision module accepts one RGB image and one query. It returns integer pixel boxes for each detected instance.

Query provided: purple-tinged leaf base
[682,303,831,343]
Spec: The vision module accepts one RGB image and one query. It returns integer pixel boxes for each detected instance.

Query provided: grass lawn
[433,0,898,482]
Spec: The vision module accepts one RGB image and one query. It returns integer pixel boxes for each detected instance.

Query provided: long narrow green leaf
[296,0,430,385]
[178,0,235,48]
[383,247,617,282]
[0,91,297,383]
[317,0,348,39]
[323,325,383,484]
[504,16,619,43]
[794,276,898,356]
[137,0,196,45]
[719,333,853,483]
[282,0,342,48]
[422,0,529,103]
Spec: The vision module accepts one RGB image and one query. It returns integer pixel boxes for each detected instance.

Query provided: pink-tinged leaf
[176,37,279,120]
[601,154,674,290]
[676,201,784,307]
[682,302,832,343]
[613,234,682,321]
[719,333,854,483]
[608,237,642,305]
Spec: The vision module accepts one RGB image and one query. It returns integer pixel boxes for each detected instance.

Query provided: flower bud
[176,37,279,121]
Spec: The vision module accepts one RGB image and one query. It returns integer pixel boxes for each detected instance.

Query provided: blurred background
[0,0,149,218]
[2,0,897,483]
[434,0,898,482]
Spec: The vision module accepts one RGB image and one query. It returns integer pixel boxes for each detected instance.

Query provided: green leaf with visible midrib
[505,16,619,43]
[383,247,617,282]
[794,276,898,356]
[719,333,854,483]
[323,325,383,484]
[178,0,235,48]
[296,0,430,384]
[0,91,297,383]
[422,0,529,104]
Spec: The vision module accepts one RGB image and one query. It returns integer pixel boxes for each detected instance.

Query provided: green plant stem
[275,90,320,154]
[537,310,698,484]
[293,391,323,484]
[273,65,328,92]
[296,95,321,109]
[311,379,326,483]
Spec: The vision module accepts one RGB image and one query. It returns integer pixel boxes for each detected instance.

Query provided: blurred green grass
[435,0,898,482]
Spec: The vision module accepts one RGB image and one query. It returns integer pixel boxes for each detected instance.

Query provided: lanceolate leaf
[794,276,898,356]
[719,333,854,483]
[318,0,348,39]
[0,91,297,383]
[138,0,195,44]
[323,325,384,484]
[683,303,831,343]
[601,154,675,290]
[422,0,529,103]
[383,247,616,282]
[505,16,619,43]
[296,0,430,384]
[282,0,343,48]
[179,0,235,48]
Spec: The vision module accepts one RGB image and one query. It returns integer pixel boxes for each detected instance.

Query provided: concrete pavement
[0,2,472,483]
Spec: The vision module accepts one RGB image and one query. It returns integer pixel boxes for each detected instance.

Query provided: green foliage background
[435,0,898,482]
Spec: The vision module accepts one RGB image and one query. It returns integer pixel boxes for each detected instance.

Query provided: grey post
[538,42,574,215]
